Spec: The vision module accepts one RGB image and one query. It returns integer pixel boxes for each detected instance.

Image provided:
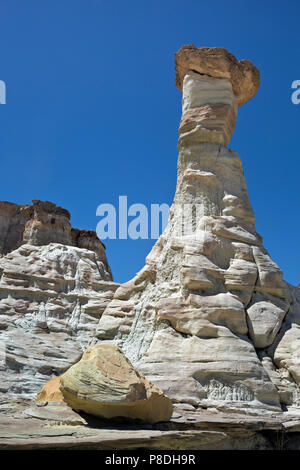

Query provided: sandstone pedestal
[93,46,298,413]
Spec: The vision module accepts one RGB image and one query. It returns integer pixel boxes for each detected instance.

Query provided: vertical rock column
[179,70,237,146]
[95,46,291,411]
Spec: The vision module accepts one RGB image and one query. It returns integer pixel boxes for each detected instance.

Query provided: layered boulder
[93,46,299,413]
[58,344,173,423]
[175,45,260,105]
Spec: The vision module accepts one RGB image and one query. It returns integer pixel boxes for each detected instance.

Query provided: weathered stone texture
[92,45,298,414]
[59,344,173,423]
[1,45,300,436]
[175,45,260,105]
[0,201,118,399]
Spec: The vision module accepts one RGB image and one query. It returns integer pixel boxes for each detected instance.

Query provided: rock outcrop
[58,344,173,423]
[93,46,299,414]
[0,200,119,399]
[0,200,111,267]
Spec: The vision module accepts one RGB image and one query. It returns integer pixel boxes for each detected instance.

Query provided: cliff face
[0,200,118,399]
[93,46,300,414]
[0,200,111,274]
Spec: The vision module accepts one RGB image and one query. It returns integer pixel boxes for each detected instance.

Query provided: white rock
[0,243,118,399]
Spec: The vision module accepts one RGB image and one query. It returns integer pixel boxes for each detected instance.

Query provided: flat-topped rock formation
[0,200,119,399]
[0,200,110,267]
[93,46,300,415]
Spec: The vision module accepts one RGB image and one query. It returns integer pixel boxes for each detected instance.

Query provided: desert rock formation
[36,376,64,403]
[93,46,300,414]
[0,200,119,399]
[1,46,300,449]
[58,344,173,423]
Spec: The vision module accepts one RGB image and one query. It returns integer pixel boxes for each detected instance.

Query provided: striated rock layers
[59,344,173,423]
[93,46,300,413]
[0,200,119,399]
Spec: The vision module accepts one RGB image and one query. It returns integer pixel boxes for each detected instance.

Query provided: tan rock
[274,325,300,385]
[60,344,173,423]
[224,258,258,305]
[36,376,64,403]
[175,45,260,105]
[157,293,248,337]
[0,200,109,266]
[261,356,297,406]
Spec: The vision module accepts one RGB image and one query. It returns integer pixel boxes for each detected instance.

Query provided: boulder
[60,344,173,423]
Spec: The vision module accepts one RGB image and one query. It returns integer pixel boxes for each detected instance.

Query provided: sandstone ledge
[2,400,300,450]
[0,199,107,258]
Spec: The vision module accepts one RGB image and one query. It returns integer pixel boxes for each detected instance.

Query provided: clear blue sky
[0,0,299,285]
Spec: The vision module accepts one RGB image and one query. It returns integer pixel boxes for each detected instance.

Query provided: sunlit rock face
[0,201,118,399]
[93,46,299,413]
[179,72,238,145]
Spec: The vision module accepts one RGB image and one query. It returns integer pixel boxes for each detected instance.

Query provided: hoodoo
[93,46,300,413]
[1,46,300,450]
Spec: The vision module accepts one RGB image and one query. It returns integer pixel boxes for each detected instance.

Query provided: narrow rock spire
[95,46,297,412]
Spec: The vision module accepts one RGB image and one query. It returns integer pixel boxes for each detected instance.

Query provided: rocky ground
[1,400,300,450]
